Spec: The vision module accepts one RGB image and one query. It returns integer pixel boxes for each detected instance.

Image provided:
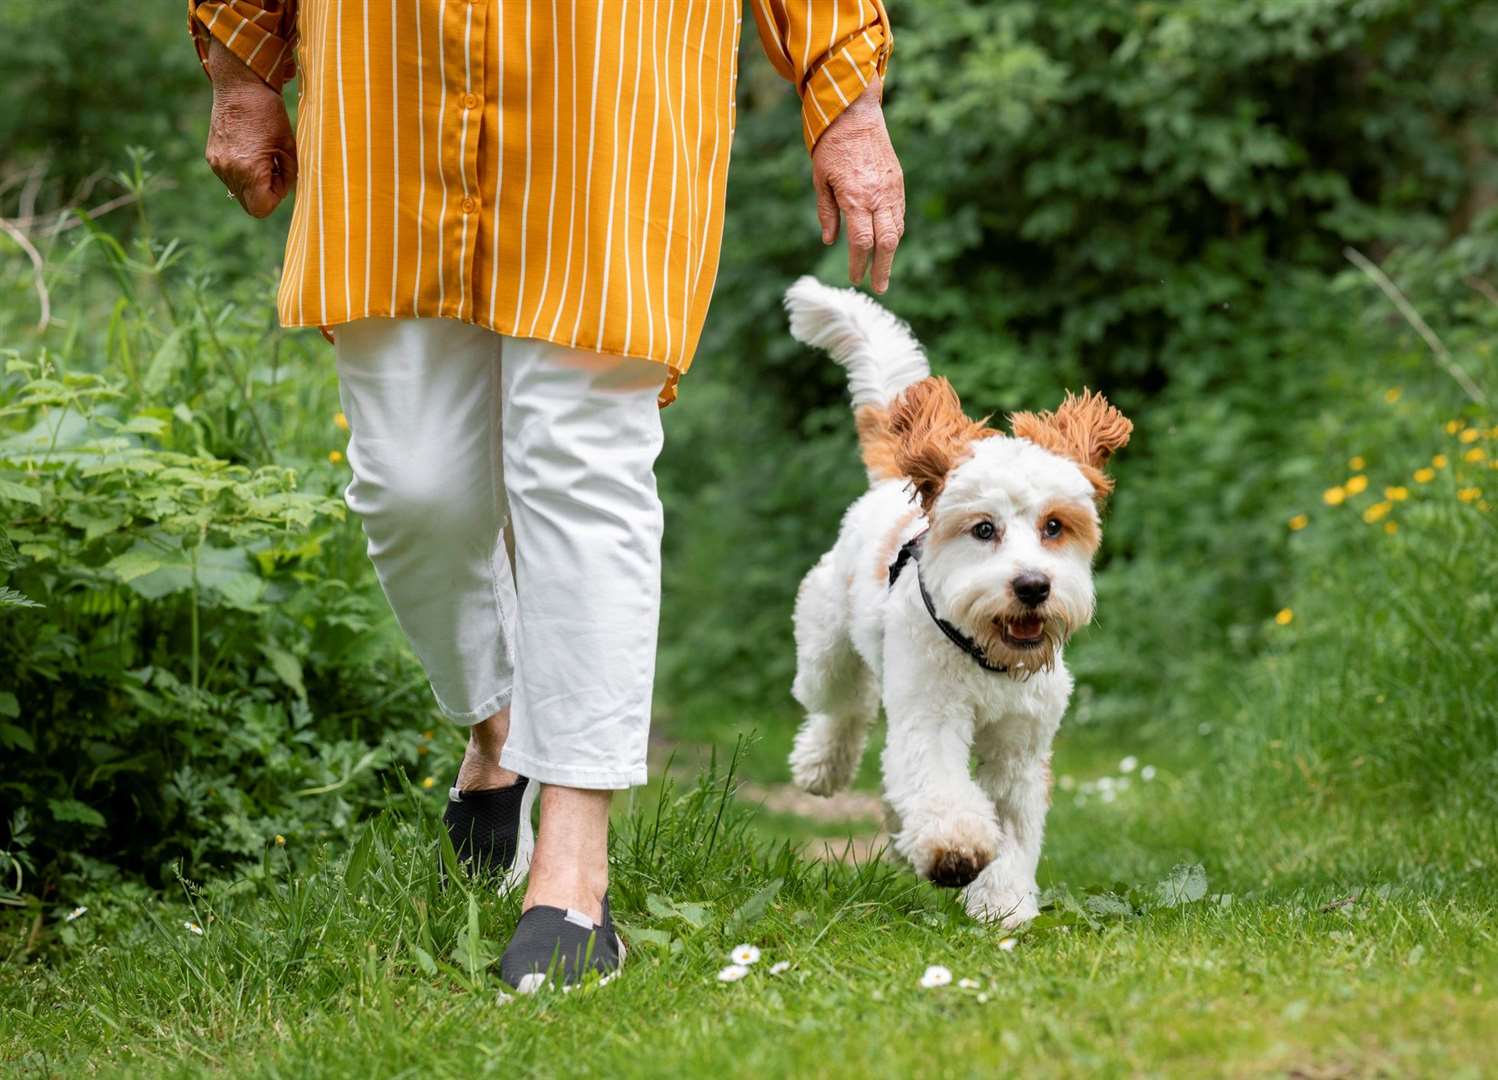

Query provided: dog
[782,277,1131,927]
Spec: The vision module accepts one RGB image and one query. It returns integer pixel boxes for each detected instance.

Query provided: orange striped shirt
[190,0,891,403]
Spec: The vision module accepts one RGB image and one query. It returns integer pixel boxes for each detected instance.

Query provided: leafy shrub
[658,0,1498,725]
[1,200,442,902]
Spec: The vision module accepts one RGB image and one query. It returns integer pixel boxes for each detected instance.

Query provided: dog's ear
[886,377,995,513]
[1010,389,1133,500]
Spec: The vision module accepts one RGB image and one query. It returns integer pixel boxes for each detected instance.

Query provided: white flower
[1100,787,1117,803]
[919,964,953,988]
[717,964,750,983]
[977,992,990,1004]
[1119,755,1138,773]
[957,978,980,989]
[1140,765,1157,781]
[1057,774,1076,792]
[769,961,791,975]
[184,920,204,936]
[998,938,1018,952]
[730,944,761,966]
[65,906,88,923]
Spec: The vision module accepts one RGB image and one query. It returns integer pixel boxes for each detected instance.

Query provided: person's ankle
[453,709,519,791]
[522,861,609,923]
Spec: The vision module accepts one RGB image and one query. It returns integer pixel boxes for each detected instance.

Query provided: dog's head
[881,378,1132,675]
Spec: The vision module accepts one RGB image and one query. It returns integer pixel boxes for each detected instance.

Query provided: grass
[3,715,1494,1079]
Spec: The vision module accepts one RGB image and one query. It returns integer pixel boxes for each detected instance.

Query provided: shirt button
[460,92,480,110]
[460,197,478,215]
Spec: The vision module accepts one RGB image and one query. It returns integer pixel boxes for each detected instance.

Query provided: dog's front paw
[963,871,1040,928]
[897,812,1002,889]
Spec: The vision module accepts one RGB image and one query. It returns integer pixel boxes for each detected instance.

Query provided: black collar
[888,533,1010,674]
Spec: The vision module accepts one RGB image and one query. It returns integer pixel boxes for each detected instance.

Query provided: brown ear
[1009,389,1132,500]
[886,377,995,513]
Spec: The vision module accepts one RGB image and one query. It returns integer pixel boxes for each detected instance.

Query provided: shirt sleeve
[749,0,892,153]
[188,1,298,91]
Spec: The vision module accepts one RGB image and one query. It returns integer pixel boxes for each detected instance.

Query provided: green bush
[658,0,1498,724]
[0,199,443,901]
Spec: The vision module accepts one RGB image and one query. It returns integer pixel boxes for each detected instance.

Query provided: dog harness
[888,533,1010,674]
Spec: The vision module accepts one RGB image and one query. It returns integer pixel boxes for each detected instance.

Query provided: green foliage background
[1,0,1496,908]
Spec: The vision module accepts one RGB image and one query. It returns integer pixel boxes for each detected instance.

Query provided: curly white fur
[785,279,1111,928]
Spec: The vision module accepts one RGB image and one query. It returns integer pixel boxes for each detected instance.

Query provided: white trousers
[334,318,667,789]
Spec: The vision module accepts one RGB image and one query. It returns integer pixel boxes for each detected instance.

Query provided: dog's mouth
[996,614,1047,649]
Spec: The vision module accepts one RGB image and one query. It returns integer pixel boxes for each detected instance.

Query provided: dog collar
[888,533,1010,674]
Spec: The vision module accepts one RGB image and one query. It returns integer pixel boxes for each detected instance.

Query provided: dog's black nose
[1011,572,1050,608]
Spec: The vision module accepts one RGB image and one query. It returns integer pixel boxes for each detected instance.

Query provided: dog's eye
[1043,517,1064,539]
[971,521,996,542]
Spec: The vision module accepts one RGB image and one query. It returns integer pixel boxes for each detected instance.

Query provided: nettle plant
[0,188,434,904]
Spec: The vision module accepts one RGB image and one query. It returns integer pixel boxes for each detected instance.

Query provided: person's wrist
[205,37,272,94]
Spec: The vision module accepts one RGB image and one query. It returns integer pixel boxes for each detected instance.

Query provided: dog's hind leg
[789,555,878,796]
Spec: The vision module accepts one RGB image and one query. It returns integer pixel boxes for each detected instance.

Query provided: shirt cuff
[189,1,296,91]
[800,23,891,153]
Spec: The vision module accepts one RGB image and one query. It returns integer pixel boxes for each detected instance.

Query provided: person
[189,0,904,990]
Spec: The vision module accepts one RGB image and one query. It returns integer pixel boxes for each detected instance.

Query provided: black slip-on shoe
[442,775,536,887]
[500,894,624,993]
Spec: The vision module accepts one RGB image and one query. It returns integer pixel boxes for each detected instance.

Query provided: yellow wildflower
[1459,428,1480,444]
[274,834,286,846]
[1413,467,1435,483]
[1464,447,1486,464]
[1383,388,1401,404]
[421,776,436,790]
[1322,486,1347,506]
[1383,486,1408,502]
[1288,514,1309,531]
[1274,608,1294,626]
[1348,455,1366,471]
[1445,419,1464,434]
[1383,521,1398,535]
[334,411,350,431]
[1433,454,1448,469]
[1480,500,1492,512]
[417,744,429,755]
[1362,501,1392,523]
[329,449,344,464]
[1344,475,1369,495]
[1457,487,1482,503]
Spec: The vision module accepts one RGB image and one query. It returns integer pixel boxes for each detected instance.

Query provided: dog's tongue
[1009,615,1044,641]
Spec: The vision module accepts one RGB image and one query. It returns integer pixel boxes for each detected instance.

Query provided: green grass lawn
[4,723,1494,1079]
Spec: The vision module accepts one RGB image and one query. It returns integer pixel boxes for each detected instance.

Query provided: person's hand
[204,37,297,218]
[811,77,905,294]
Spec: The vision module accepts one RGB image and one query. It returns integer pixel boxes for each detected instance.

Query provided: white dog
[782,277,1132,927]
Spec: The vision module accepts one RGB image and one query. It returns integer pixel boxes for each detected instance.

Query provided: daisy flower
[65,906,88,923]
[998,938,1018,952]
[184,921,204,936]
[730,944,761,966]
[958,978,980,990]
[1140,765,1157,781]
[769,961,791,975]
[919,965,953,988]
[1118,756,1138,773]
[717,964,750,983]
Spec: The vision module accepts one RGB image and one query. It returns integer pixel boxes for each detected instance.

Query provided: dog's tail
[784,276,929,482]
